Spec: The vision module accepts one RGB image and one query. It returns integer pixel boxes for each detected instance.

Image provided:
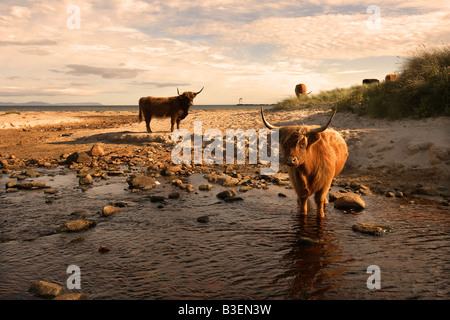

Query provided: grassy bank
[275,44,450,119]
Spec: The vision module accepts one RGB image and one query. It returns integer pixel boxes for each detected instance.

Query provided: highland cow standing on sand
[261,107,348,217]
[139,87,204,133]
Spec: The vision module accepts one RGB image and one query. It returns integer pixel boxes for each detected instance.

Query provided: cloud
[0,39,57,46]
[0,0,449,104]
[129,81,191,88]
[0,86,100,97]
[58,64,147,79]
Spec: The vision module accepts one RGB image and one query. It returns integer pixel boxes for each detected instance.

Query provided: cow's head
[260,107,336,167]
[177,87,204,119]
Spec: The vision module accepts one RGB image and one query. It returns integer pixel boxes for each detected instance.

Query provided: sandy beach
[0,108,449,198]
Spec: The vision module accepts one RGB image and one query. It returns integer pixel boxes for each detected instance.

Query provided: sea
[0,104,274,112]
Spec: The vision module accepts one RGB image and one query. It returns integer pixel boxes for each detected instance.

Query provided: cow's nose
[287,157,297,166]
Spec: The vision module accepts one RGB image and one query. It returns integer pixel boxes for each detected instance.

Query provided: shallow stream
[0,167,448,299]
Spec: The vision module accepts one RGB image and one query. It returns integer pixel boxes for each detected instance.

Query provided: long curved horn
[195,87,204,95]
[177,87,181,95]
[260,106,280,130]
[309,108,337,134]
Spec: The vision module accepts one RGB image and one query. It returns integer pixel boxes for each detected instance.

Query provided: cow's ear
[306,132,321,148]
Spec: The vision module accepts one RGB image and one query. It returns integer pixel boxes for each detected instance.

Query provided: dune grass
[275,44,450,119]
[4,110,21,115]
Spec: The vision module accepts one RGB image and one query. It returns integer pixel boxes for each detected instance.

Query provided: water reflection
[274,210,346,299]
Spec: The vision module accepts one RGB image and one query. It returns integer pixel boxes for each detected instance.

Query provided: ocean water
[0,105,273,112]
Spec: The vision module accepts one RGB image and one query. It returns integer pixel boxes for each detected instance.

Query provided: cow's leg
[297,197,308,215]
[176,118,181,130]
[145,116,152,133]
[314,181,332,218]
[170,117,176,132]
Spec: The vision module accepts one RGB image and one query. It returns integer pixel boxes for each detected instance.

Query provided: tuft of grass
[274,87,354,110]
[5,110,21,115]
[275,44,450,119]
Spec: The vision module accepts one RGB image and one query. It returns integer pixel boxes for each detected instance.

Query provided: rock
[102,206,122,216]
[278,192,287,197]
[162,165,182,176]
[385,191,395,198]
[66,152,91,164]
[168,192,181,199]
[199,184,213,191]
[53,293,88,300]
[126,174,156,190]
[44,189,59,194]
[28,281,62,299]
[224,196,244,203]
[150,195,166,203]
[352,223,392,236]
[180,183,195,192]
[107,170,125,176]
[334,194,366,210]
[6,181,48,190]
[171,179,183,186]
[90,144,105,157]
[239,186,252,192]
[329,191,353,202]
[216,189,237,199]
[98,246,111,253]
[197,215,209,223]
[60,219,96,232]
[21,169,40,177]
[79,174,93,185]
[217,176,239,187]
[395,191,404,198]
[358,184,372,195]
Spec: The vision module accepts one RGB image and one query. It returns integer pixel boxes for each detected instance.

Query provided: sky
[0,0,449,105]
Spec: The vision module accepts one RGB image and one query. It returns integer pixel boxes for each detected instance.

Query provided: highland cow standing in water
[260,107,348,217]
[139,87,203,133]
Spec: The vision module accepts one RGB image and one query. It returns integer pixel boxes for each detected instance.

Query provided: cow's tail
[138,98,143,123]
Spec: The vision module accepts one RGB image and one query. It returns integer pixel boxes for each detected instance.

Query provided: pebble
[352,223,392,236]
[199,184,213,191]
[79,174,93,185]
[239,186,252,192]
[334,193,366,210]
[53,293,89,300]
[197,215,210,223]
[98,246,111,253]
[102,206,122,216]
[126,174,156,190]
[28,281,62,299]
[90,144,105,157]
[168,192,181,199]
[59,219,96,232]
[216,189,237,199]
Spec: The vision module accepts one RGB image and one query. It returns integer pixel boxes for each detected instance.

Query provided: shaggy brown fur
[261,108,348,217]
[139,88,203,133]
[385,74,399,82]
[295,83,307,98]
